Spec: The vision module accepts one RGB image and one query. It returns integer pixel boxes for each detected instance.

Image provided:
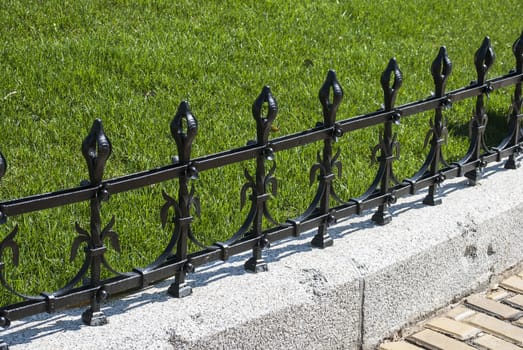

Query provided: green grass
[0,0,521,304]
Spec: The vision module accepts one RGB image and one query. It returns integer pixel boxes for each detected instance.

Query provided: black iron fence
[0,32,522,348]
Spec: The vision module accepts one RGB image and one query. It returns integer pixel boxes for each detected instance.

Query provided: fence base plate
[311,233,333,249]
[245,257,268,273]
[423,195,442,206]
[168,283,192,298]
[82,308,107,326]
[504,156,520,170]
[372,210,392,226]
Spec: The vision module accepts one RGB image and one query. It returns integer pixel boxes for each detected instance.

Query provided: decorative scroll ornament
[70,217,121,276]
[160,187,204,248]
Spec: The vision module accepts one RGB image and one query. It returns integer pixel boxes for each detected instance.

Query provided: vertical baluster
[80,119,112,326]
[244,86,277,273]
[423,47,452,205]
[504,31,523,169]
[371,58,402,225]
[311,70,343,248]
[167,101,198,297]
[463,37,495,185]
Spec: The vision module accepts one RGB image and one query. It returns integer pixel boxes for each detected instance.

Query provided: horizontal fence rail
[0,32,522,348]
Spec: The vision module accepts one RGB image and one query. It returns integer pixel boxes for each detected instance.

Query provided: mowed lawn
[0,0,521,303]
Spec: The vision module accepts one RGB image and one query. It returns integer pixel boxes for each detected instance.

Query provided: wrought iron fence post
[166,101,198,297]
[80,119,112,326]
[371,58,402,225]
[311,70,343,248]
[463,37,495,185]
[423,47,452,205]
[244,86,277,273]
[504,31,523,169]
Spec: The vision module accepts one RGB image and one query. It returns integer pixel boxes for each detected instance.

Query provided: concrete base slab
[2,163,523,349]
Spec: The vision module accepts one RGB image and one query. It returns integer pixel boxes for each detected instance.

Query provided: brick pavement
[379,272,523,350]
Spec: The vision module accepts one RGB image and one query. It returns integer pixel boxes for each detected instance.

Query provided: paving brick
[487,289,510,301]
[425,317,480,340]
[473,334,523,350]
[501,276,523,294]
[445,305,476,321]
[513,318,523,327]
[464,312,523,345]
[506,294,523,310]
[378,340,424,350]
[407,329,476,350]
[465,294,523,320]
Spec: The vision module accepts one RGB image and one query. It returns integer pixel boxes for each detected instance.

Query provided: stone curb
[2,162,523,349]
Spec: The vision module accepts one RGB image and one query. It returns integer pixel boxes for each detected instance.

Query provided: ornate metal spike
[82,119,112,184]
[252,86,278,146]
[381,58,403,110]
[171,101,198,163]
[474,37,496,85]
[319,70,343,126]
[432,47,452,97]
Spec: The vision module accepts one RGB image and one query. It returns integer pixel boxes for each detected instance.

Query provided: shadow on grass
[447,108,511,149]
